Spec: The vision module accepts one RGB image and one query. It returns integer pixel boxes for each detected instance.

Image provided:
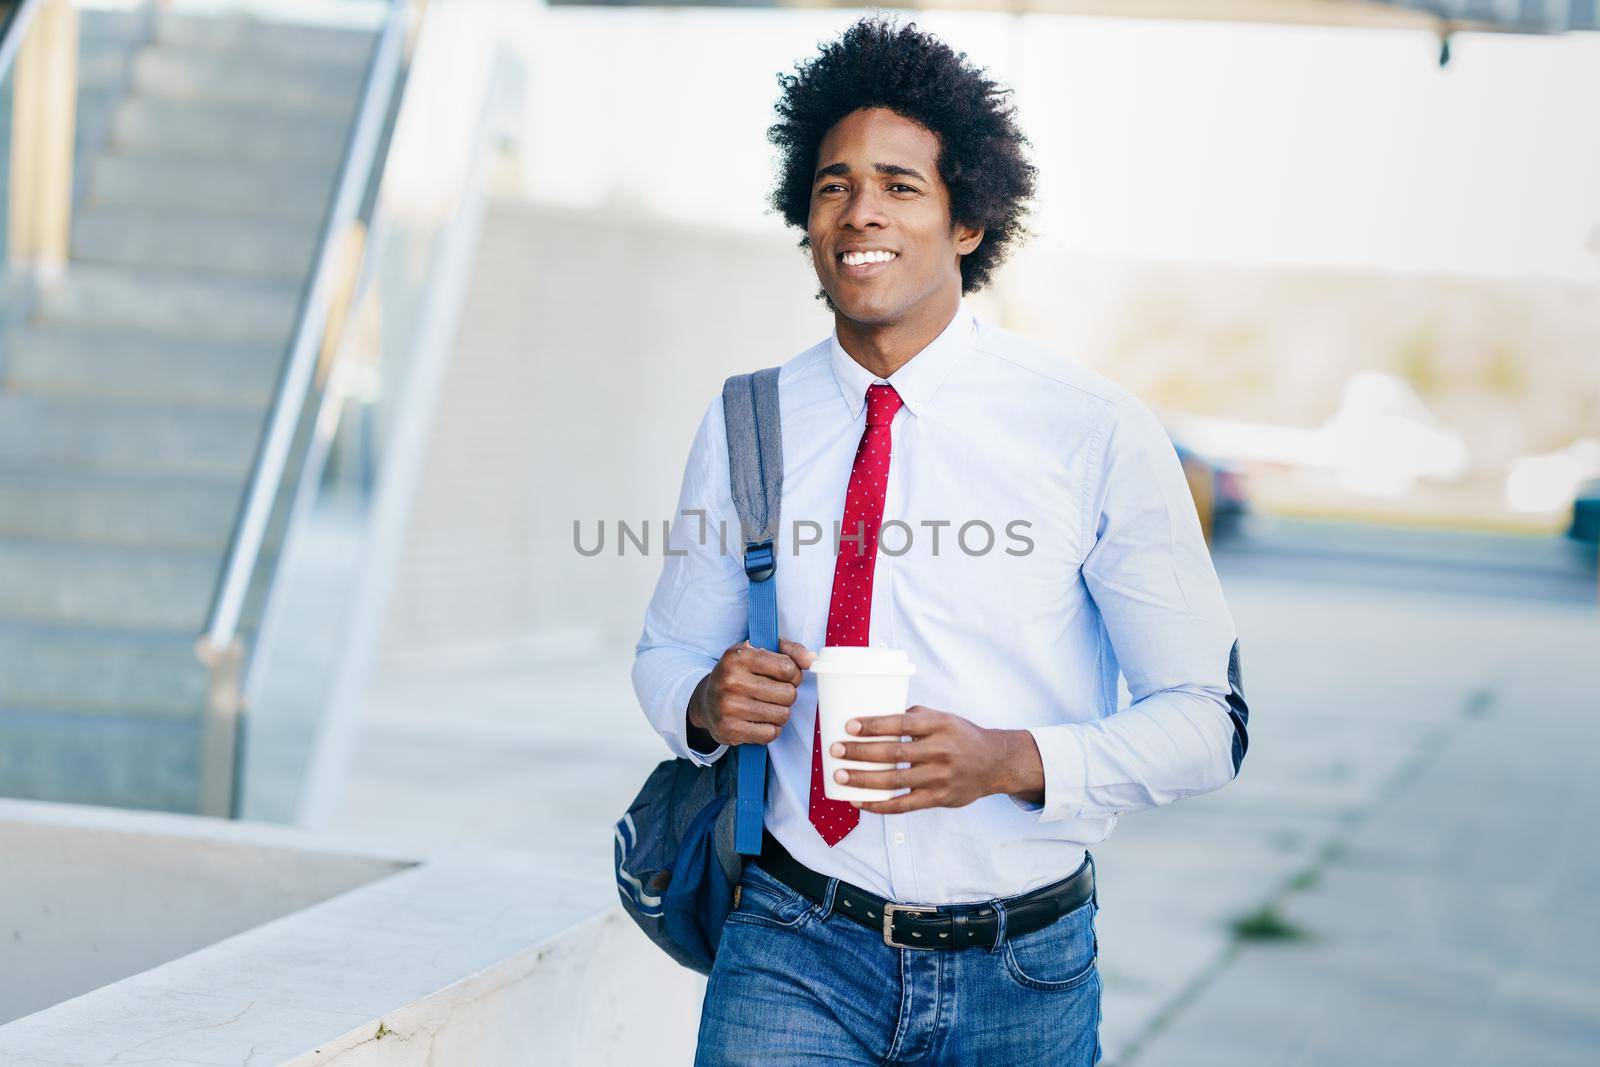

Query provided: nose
[838,183,889,232]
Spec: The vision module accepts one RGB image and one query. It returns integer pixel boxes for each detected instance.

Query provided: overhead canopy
[568,0,1598,34]
[1364,0,1596,32]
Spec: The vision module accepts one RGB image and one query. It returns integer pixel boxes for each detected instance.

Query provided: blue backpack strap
[722,367,783,856]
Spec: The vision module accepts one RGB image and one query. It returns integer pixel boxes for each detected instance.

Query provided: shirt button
[894,832,906,845]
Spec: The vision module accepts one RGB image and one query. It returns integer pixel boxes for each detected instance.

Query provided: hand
[828,706,1044,814]
[689,638,815,746]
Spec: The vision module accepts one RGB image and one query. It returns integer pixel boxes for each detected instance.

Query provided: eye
[889,184,918,193]
[818,183,846,194]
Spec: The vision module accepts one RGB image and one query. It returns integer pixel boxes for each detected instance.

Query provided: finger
[831,764,936,791]
[829,738,924,764]
[852,788,938,815]
[846,707,937,739]
[778,638,816,670]
[723,720,783,746]
[733,700,792,727]
[735,674,799,707]
[747,646,804,685]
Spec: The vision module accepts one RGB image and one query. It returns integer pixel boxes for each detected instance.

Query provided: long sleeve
[631,395,748,767]
[1015,393,1250,822]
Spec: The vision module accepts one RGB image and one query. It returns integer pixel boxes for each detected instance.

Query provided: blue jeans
[695,858,1102,1065]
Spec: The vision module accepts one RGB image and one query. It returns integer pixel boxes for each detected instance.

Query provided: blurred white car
[1505,438,1600,515]
[1160,372,1467,502]
[1317,372,1468,497]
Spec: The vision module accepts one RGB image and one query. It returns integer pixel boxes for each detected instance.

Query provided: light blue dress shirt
[632,299,1247,904]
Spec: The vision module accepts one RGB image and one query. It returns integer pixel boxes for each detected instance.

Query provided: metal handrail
[202,0,409,653]
[0,0,44,82]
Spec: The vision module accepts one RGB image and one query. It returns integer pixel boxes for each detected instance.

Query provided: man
[632,16,1249,1065]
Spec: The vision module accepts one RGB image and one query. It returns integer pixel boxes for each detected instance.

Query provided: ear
[953,221,985,257]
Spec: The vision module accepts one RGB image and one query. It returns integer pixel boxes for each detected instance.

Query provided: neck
[834,289,961,380]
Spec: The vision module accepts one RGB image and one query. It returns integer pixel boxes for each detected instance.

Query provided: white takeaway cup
[810,646,917,803]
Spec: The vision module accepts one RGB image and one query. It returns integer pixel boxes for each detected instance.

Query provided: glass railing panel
[234,3,510,823]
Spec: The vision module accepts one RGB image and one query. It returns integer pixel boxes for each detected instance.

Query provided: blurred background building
[0,0,1596,1063]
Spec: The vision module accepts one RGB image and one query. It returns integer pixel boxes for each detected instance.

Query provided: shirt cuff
[1014,724,1085,823]
[657,666,729,767]
[1003,727,1049,817]
[1007,792,1044,814]
[686,718,728,767]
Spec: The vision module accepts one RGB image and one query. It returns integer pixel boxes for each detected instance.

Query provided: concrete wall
[375,199,844,665]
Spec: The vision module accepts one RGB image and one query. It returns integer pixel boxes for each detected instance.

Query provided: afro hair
[767,15,1038,295]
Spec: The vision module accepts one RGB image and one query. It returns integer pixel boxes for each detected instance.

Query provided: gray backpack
[612,367,782,973]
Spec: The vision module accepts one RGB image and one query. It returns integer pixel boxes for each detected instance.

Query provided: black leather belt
[754,829,1093,951]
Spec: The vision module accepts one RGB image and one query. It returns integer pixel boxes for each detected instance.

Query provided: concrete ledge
[0,798,412,1027]
[282,908,701,1066]
[0,803,701,1065]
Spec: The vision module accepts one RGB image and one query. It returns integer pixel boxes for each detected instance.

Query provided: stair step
[33,265,300,340]
[0,537,222,631]
[6,325,281,406]
[0,621,209,717]
[69,86,124,128]
[0,393,265,480]
[72,204,321,281]
[155,12,378,67]
[131,47,367,113]
[109,97,349,164]
[157,10,379,66]
[75,46,138,89]
[0,468,242,550]
[78,7,154,46]
[81,152,332,222]
[0,705,204,812]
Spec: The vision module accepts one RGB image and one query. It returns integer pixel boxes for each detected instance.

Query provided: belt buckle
[882,902,937,949]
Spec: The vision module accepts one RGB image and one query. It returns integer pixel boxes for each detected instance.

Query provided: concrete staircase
[0,7,378,812]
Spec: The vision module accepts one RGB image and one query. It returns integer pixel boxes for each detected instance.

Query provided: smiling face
[808,107,983,329]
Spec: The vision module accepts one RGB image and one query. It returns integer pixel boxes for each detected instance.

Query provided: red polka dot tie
[809,382,904,846]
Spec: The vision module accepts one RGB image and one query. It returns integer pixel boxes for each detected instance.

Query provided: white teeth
[842,250,896,266]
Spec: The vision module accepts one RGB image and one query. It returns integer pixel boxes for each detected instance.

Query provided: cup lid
[809,646,916,676]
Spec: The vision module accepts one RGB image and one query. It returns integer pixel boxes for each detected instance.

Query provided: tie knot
[865,383,903,426]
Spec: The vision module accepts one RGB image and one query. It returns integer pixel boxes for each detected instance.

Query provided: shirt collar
[829,298,977,420]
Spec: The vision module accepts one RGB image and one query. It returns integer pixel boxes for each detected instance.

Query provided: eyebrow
[813,161,930,184]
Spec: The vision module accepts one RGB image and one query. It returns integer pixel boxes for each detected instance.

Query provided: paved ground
[1102,527,1600,1065]
[320,521,1600,1064]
